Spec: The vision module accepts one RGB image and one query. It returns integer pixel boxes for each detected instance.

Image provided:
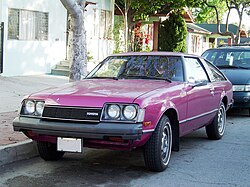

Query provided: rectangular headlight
[245,85,250,91]
[233,85,245,92]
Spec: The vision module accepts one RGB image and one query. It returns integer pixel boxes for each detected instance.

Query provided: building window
[93,8,99,37]
[191,35,200,54]
[99,10,112,39]
[8,8,48,40]
[92,9,112,39]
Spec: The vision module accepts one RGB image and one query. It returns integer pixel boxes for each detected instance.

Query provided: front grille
[42,106,102,122]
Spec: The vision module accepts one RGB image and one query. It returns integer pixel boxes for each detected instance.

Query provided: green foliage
[115,0,201,22]
[115,0,201,51]
[131,0,199,17]
[158,11,187,52]
[192,0,227,23]
[87,52,94,61]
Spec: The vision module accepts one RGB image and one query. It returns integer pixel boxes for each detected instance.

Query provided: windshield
[86,55,184,81]
[202,49,250,69]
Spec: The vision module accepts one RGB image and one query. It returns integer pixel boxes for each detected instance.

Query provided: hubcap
[161,123,171,164]
[218,106,225,135]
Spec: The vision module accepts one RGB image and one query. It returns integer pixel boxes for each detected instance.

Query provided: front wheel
[206,103,226,140]
[37,141,65,161]
[144,115,172,172]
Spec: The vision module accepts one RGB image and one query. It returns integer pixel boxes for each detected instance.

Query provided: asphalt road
[0,109,249,187]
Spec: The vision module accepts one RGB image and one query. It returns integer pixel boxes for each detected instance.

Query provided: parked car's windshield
[86,55,184,82]
[202,49,250,69]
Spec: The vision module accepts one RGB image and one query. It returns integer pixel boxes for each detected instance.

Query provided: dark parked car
[13,52,233,171]
[202,46,250,114]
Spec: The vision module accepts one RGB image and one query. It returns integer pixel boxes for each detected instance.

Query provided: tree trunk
[124,0,132,52]
[127,13,135,52]
[203,0,235,45]
[60,0,87,81]
[225,9,231,32]
[235,6,244,44]
[224,6,235,44]
[124,9,128,52]
[115,1,135,52]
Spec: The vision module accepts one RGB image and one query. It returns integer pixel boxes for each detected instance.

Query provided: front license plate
[57,137,82,153]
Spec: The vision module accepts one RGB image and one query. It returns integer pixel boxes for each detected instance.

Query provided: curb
[0,140,38,166]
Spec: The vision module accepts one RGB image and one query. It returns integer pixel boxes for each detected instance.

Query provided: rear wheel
[37,141,65,161]
[144,115,172,172]
[206,103,226,140]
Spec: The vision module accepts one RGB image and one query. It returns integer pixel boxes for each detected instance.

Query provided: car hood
[220,69,250,85]
[28,79,170,107]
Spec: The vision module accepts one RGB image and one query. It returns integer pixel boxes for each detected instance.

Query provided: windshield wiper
[85,76,118,80]
[217,65,250,69]
[121,75,172,82]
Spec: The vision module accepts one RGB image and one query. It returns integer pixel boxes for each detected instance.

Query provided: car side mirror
[192,81,208,87]
[186,79,208,89]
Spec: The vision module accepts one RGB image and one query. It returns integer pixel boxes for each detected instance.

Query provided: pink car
[13,52,233,172]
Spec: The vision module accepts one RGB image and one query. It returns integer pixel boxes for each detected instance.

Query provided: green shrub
[158,10,187,52]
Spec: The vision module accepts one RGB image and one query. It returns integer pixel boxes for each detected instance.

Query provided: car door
[200,58,226,106]
[182,57,217,134]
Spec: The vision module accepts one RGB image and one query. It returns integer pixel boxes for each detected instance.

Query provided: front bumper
[13,117,143,140]
[232,92,250,108]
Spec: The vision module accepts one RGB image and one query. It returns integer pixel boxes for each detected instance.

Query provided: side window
[184,57,208,83]
[204,59,226,82]
[166,57,184,82]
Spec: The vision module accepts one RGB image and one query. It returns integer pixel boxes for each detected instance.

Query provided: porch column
[228,38,232,46]
[153,21,160,51]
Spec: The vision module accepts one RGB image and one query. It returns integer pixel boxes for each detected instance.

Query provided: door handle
[209,85,215,96]
[210,88,215,96]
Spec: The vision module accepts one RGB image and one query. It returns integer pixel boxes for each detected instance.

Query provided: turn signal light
[109,137,124,142]
[143,121,151,127]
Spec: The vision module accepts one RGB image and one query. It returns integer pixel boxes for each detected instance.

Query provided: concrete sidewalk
[0,74,68,166]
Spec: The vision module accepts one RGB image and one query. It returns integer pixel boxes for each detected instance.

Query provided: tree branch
[60,0,85,18]
[225,0,235,32]
[115,3,125,18]
[203,0,221,33]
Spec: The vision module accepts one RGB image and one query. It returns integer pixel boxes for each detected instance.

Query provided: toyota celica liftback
[13,52,233,172]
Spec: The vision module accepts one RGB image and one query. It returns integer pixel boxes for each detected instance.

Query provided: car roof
[109,51,200,58]
[206,46,250,51]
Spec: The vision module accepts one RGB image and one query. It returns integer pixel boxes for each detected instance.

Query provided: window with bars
[8,8,48,41]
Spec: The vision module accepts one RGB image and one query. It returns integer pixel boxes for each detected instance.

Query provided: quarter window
[203,59,226,82]
[8,8,48,41]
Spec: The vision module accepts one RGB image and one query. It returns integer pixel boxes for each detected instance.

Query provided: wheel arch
[162,108,180,152]
[220,90,229,110]
[222,96,228,110]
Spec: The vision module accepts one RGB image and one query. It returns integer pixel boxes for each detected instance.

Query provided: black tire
[206,103,226,140]
[144,115,172,172]
[37,141,65,161]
